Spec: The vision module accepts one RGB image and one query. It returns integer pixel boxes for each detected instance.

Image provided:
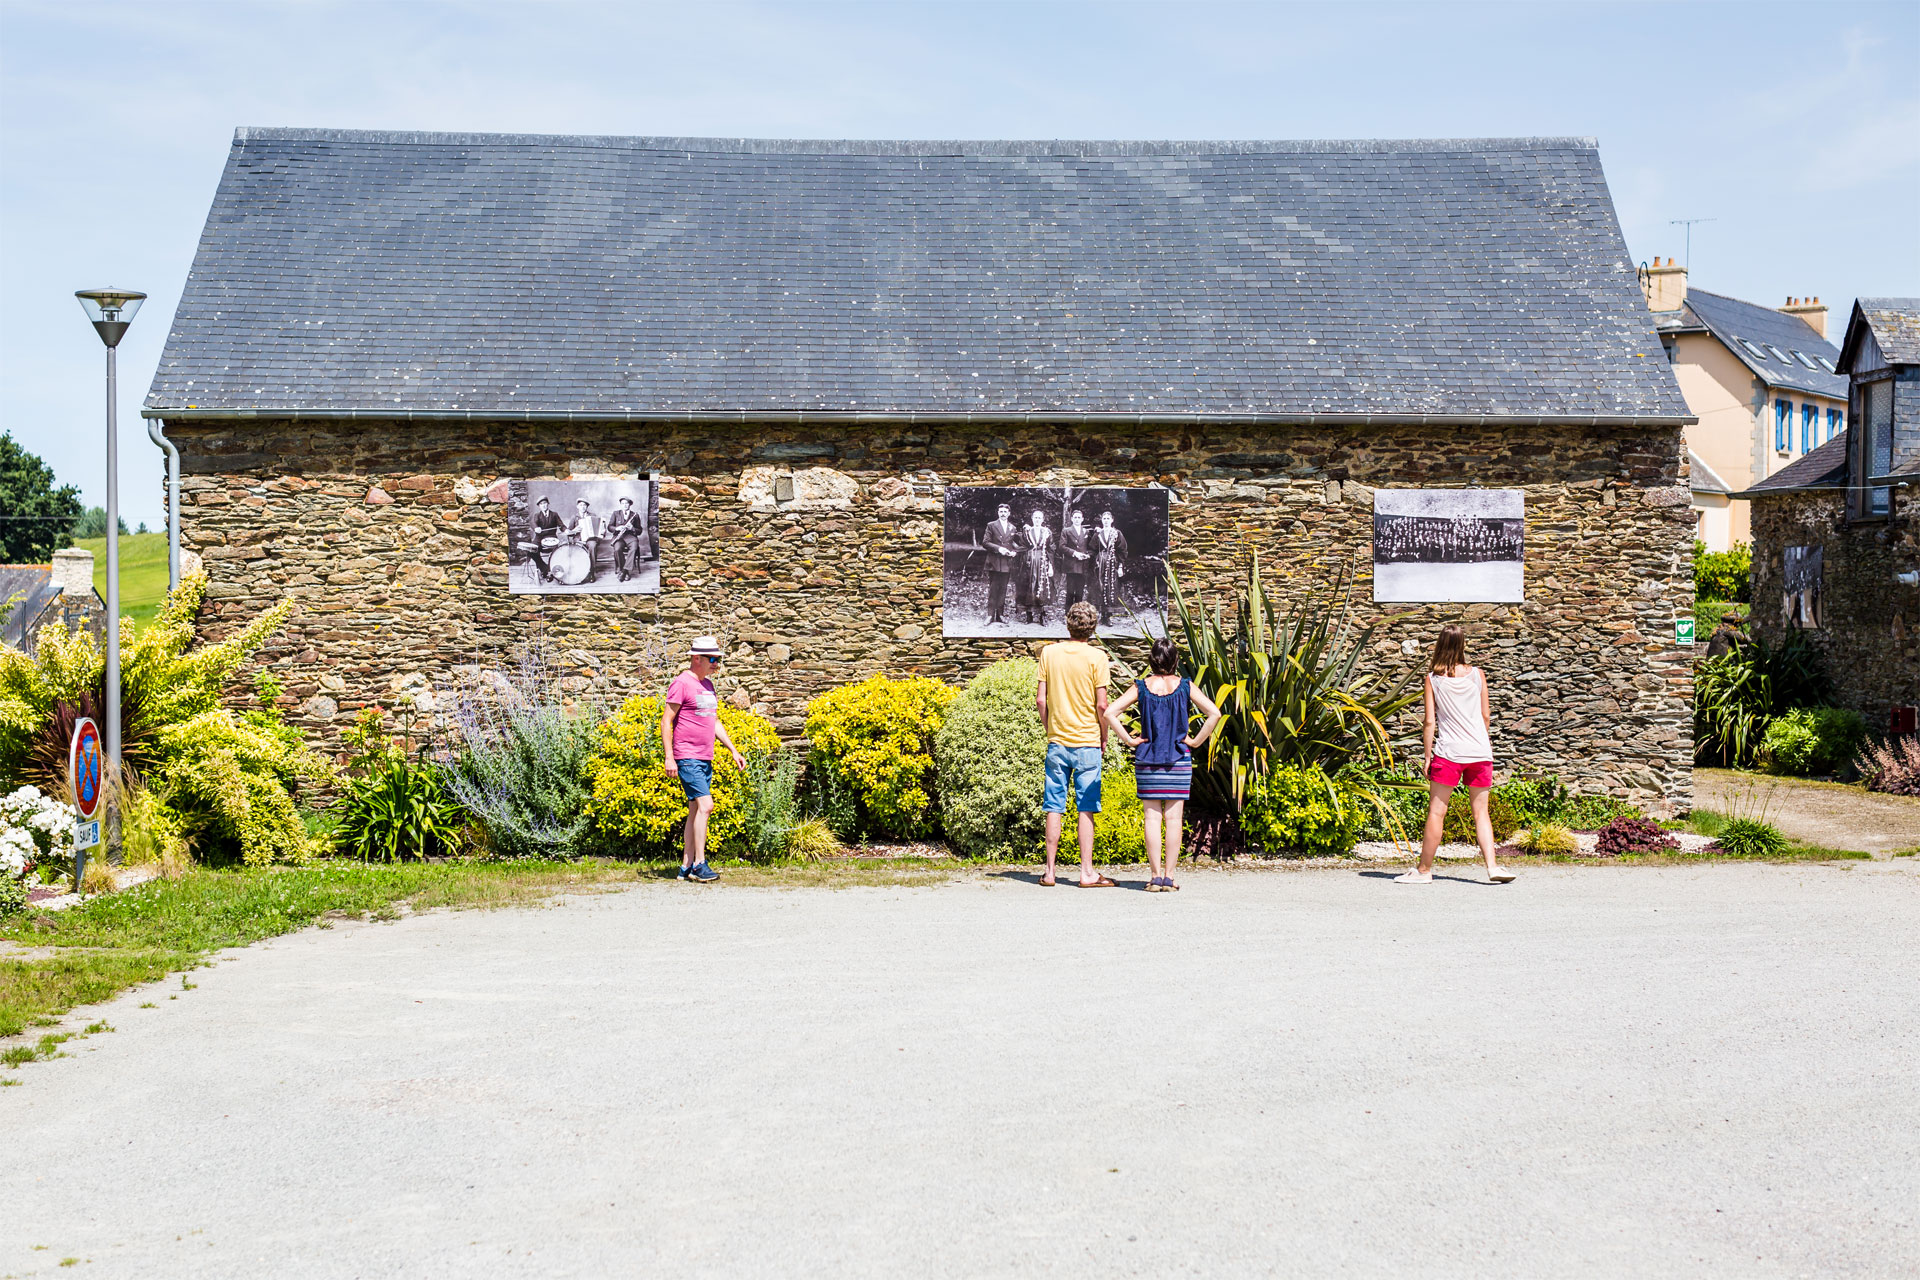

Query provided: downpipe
[146,417,181,591]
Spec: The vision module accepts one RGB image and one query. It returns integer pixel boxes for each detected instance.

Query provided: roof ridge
[229,127,1601,156]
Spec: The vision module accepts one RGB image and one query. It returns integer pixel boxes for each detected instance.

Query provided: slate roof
[1734,429,1850,496]
[1688,450,1732,495]
[1674,289,1846,400]
[1848,297,1920,369]
[146,129,1689,425]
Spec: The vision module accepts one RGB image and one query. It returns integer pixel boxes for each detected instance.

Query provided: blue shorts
[1042,743,1103,814]
[676,758,713,800]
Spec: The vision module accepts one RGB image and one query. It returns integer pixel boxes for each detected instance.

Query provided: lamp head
[75,289,147,348]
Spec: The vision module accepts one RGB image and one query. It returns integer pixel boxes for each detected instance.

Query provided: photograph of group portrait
[506,478,660,595]
[941,485,1169,638]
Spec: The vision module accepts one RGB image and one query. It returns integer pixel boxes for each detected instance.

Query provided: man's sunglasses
[696,653,723,664]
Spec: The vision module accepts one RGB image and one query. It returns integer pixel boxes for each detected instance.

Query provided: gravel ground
[1695,768,1920,857]
[5,860,1918,1278]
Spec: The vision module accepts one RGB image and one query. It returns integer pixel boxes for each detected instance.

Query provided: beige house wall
[1673,331,1763,547]
[1669,330,1844,549]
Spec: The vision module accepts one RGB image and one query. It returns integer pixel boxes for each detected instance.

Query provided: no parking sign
[69,717,103,852]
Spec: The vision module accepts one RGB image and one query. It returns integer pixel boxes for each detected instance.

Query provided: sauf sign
[69,717,104,884]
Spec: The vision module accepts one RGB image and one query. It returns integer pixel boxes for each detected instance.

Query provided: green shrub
[738,749,802,861]
[1441,788,1520,844]
[332,708,465,861]
[1760,706,1867,777]
[443,660,603,859]
[0,573,328,866]
[935,658,1050,860]
[1715,817,1787,857]
[0,873,26,917]
[1693,539,1752,603]
[584,695,782,858]
[934,657,1137,863]
[1351,762,1431,843]
[1088,767,1146,864]
[803,675,956,840]
[1496,774,1638,830]
[1518,823,1578,855]
[1240,763,1366,857]
[1694,630,1830,768]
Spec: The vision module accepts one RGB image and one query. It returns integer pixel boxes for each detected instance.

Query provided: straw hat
[688,635,725,657]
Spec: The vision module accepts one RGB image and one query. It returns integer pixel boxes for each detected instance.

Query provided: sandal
[1164,879,1180,891]
[1038,874,1056,887]
[1145,877,1166,892]
[1076,875,1116,888]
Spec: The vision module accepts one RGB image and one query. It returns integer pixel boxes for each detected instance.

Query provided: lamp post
[74,288,145,857]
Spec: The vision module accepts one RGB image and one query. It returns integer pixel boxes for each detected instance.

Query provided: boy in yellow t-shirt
[1035,601,1112,887]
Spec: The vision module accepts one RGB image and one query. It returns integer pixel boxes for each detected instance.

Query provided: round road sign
[69,717,104,819]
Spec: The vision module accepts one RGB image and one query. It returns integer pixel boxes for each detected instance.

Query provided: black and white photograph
[1372,488,1526,603]
[1783,545,1822,629]
[942,485,1169,638]
[507,478,660,595]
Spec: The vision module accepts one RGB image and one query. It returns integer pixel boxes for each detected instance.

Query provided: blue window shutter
[1775,400,1788,450]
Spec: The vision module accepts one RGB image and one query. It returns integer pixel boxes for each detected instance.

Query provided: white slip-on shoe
[1488,867,1517,883]
[1392,871,1433,883]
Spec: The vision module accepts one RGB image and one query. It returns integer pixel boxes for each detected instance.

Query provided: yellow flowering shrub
[803,674,957,839]
[585,695,781,856]
[0,572,326,865]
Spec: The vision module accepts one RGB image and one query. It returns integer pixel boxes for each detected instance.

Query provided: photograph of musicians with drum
[507,477,660,594]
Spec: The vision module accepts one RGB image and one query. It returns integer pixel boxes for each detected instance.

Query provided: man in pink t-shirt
[661,636,747,882]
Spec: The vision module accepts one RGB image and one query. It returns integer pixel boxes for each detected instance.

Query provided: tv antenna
[1669,218,1716,270]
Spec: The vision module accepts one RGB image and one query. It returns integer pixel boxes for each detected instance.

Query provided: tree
[0,431,83,562]
[70,506,130,538]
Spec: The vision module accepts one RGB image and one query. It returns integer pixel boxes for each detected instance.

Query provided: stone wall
[164,418,1696,809]
[1750,488,1920,730]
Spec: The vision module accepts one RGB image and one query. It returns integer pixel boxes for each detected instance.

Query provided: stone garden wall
[1749,488,1920,730]
[163,418,1696,809]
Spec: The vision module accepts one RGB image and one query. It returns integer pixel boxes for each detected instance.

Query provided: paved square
[5,861,1917,1277]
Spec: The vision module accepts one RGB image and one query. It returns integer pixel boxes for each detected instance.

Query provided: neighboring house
[1,548,106,650]
[1640,259,1846,549]
[143,129,1699,807]
[1735,298,1920,736]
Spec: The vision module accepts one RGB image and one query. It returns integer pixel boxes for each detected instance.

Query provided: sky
[2,0,1916,530]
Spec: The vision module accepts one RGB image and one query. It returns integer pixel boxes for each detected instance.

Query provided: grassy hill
[70,532,170,632]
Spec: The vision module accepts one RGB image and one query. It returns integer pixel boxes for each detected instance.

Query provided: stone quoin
[144,130,1699,809]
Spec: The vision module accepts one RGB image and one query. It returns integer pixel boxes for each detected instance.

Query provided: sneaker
[687,862,720,883]
[675,865,693,881]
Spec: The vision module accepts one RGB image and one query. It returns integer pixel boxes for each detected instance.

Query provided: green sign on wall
[1675,618,1695,646]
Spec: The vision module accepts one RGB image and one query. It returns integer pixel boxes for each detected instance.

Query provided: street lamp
[74,288,145,849]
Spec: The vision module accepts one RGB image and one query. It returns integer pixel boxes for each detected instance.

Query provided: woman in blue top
[1104,638,1223,892]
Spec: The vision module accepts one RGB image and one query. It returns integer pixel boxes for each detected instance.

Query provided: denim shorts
[676,758,713,800]
[1042,742,1103,814]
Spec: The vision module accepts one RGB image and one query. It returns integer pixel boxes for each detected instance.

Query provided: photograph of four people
[942,485,1169,638]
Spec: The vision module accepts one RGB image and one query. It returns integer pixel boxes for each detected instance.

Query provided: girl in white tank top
[1396,625,1516,885]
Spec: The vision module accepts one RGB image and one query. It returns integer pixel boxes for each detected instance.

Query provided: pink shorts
[1428,757,1494,789]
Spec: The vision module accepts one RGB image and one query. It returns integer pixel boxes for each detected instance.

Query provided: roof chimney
[1639,256,1687,312]
[1779,295,1828,340]
[50,547,95,598]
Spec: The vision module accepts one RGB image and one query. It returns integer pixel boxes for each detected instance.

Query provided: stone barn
[144,129,1697,807]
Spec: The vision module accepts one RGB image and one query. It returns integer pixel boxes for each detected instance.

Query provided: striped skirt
[1134,760,1193,801]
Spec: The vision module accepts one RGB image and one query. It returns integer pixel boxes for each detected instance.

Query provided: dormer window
[1853,379,1894,518]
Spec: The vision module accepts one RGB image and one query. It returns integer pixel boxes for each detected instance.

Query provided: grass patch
[0,858,634,1043]
[70,531,170,632]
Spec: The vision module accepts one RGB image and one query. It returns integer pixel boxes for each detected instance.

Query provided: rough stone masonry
[170,417,1697,812]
